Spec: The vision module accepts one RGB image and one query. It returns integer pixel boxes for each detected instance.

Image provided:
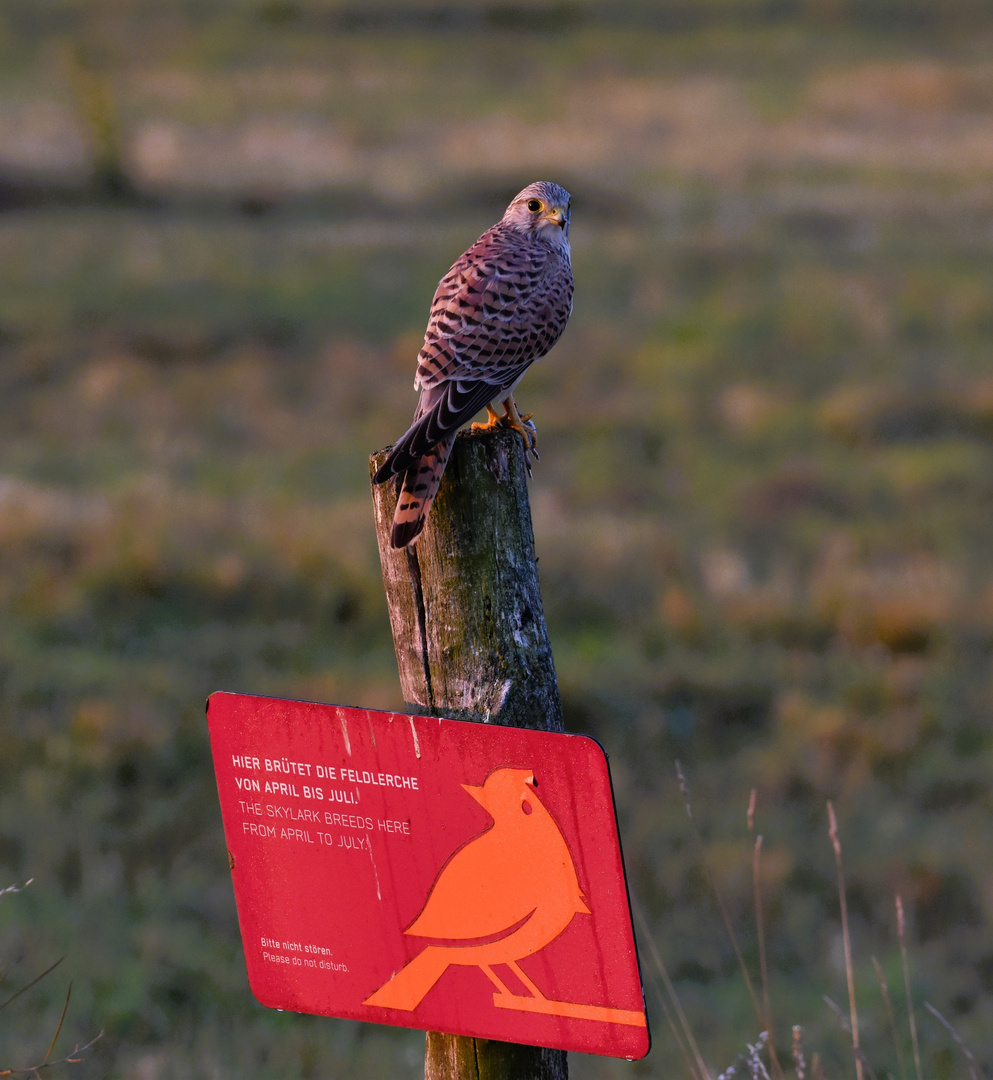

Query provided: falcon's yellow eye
[527,199,542,212]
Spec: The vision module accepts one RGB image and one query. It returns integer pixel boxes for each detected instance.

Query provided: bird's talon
[472,404,503,436]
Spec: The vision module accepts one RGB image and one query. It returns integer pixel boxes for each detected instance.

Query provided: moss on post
[370,426,568,1080]
[370,427,563,733]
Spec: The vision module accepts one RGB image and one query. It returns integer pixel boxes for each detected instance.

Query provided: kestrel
[373,181,574,548]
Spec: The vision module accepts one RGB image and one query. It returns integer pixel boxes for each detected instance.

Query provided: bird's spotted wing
[372,225,572,486]
[415,223,572,393]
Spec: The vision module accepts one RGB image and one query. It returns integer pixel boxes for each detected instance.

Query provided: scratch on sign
[337,708,351,755]
[367,841,382,901]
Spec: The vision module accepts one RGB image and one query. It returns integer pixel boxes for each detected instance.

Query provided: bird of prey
[363,767,589,1011]
[373,181,574,548]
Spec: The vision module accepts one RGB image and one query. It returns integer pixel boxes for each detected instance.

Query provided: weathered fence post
[370,426,569,1080]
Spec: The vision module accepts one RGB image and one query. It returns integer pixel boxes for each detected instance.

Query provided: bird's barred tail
[391,437,454,548]
[363,945,453,1011]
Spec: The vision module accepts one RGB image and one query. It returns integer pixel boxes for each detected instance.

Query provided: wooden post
[370,427,569,1080]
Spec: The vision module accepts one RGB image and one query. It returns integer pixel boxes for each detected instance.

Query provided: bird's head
[462,767,539,818]
[503,181,571,248]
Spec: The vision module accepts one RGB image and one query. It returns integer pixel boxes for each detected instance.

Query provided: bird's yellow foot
[472,400,539,474]
[470,404,503,434]
[517,413,539,461]
[499,399,539,475]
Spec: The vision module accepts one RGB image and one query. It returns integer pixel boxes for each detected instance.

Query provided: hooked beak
[545,206,568,229]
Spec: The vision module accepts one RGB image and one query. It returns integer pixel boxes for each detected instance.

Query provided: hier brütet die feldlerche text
[230,754,415,850]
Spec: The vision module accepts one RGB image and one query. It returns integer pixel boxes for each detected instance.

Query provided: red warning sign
[207,692,649,1060]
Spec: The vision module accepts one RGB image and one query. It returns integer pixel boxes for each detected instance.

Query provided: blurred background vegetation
[1,0,993,1076]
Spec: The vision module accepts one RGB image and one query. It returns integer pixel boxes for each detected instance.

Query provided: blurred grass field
[2,2,993,1077]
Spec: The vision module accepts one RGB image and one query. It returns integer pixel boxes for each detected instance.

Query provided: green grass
[2,5,993,1077]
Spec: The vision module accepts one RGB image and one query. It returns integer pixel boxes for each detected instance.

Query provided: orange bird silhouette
[364,767,589,1011]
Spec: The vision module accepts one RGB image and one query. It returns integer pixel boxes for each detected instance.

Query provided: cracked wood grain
[370,426,568,1080]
